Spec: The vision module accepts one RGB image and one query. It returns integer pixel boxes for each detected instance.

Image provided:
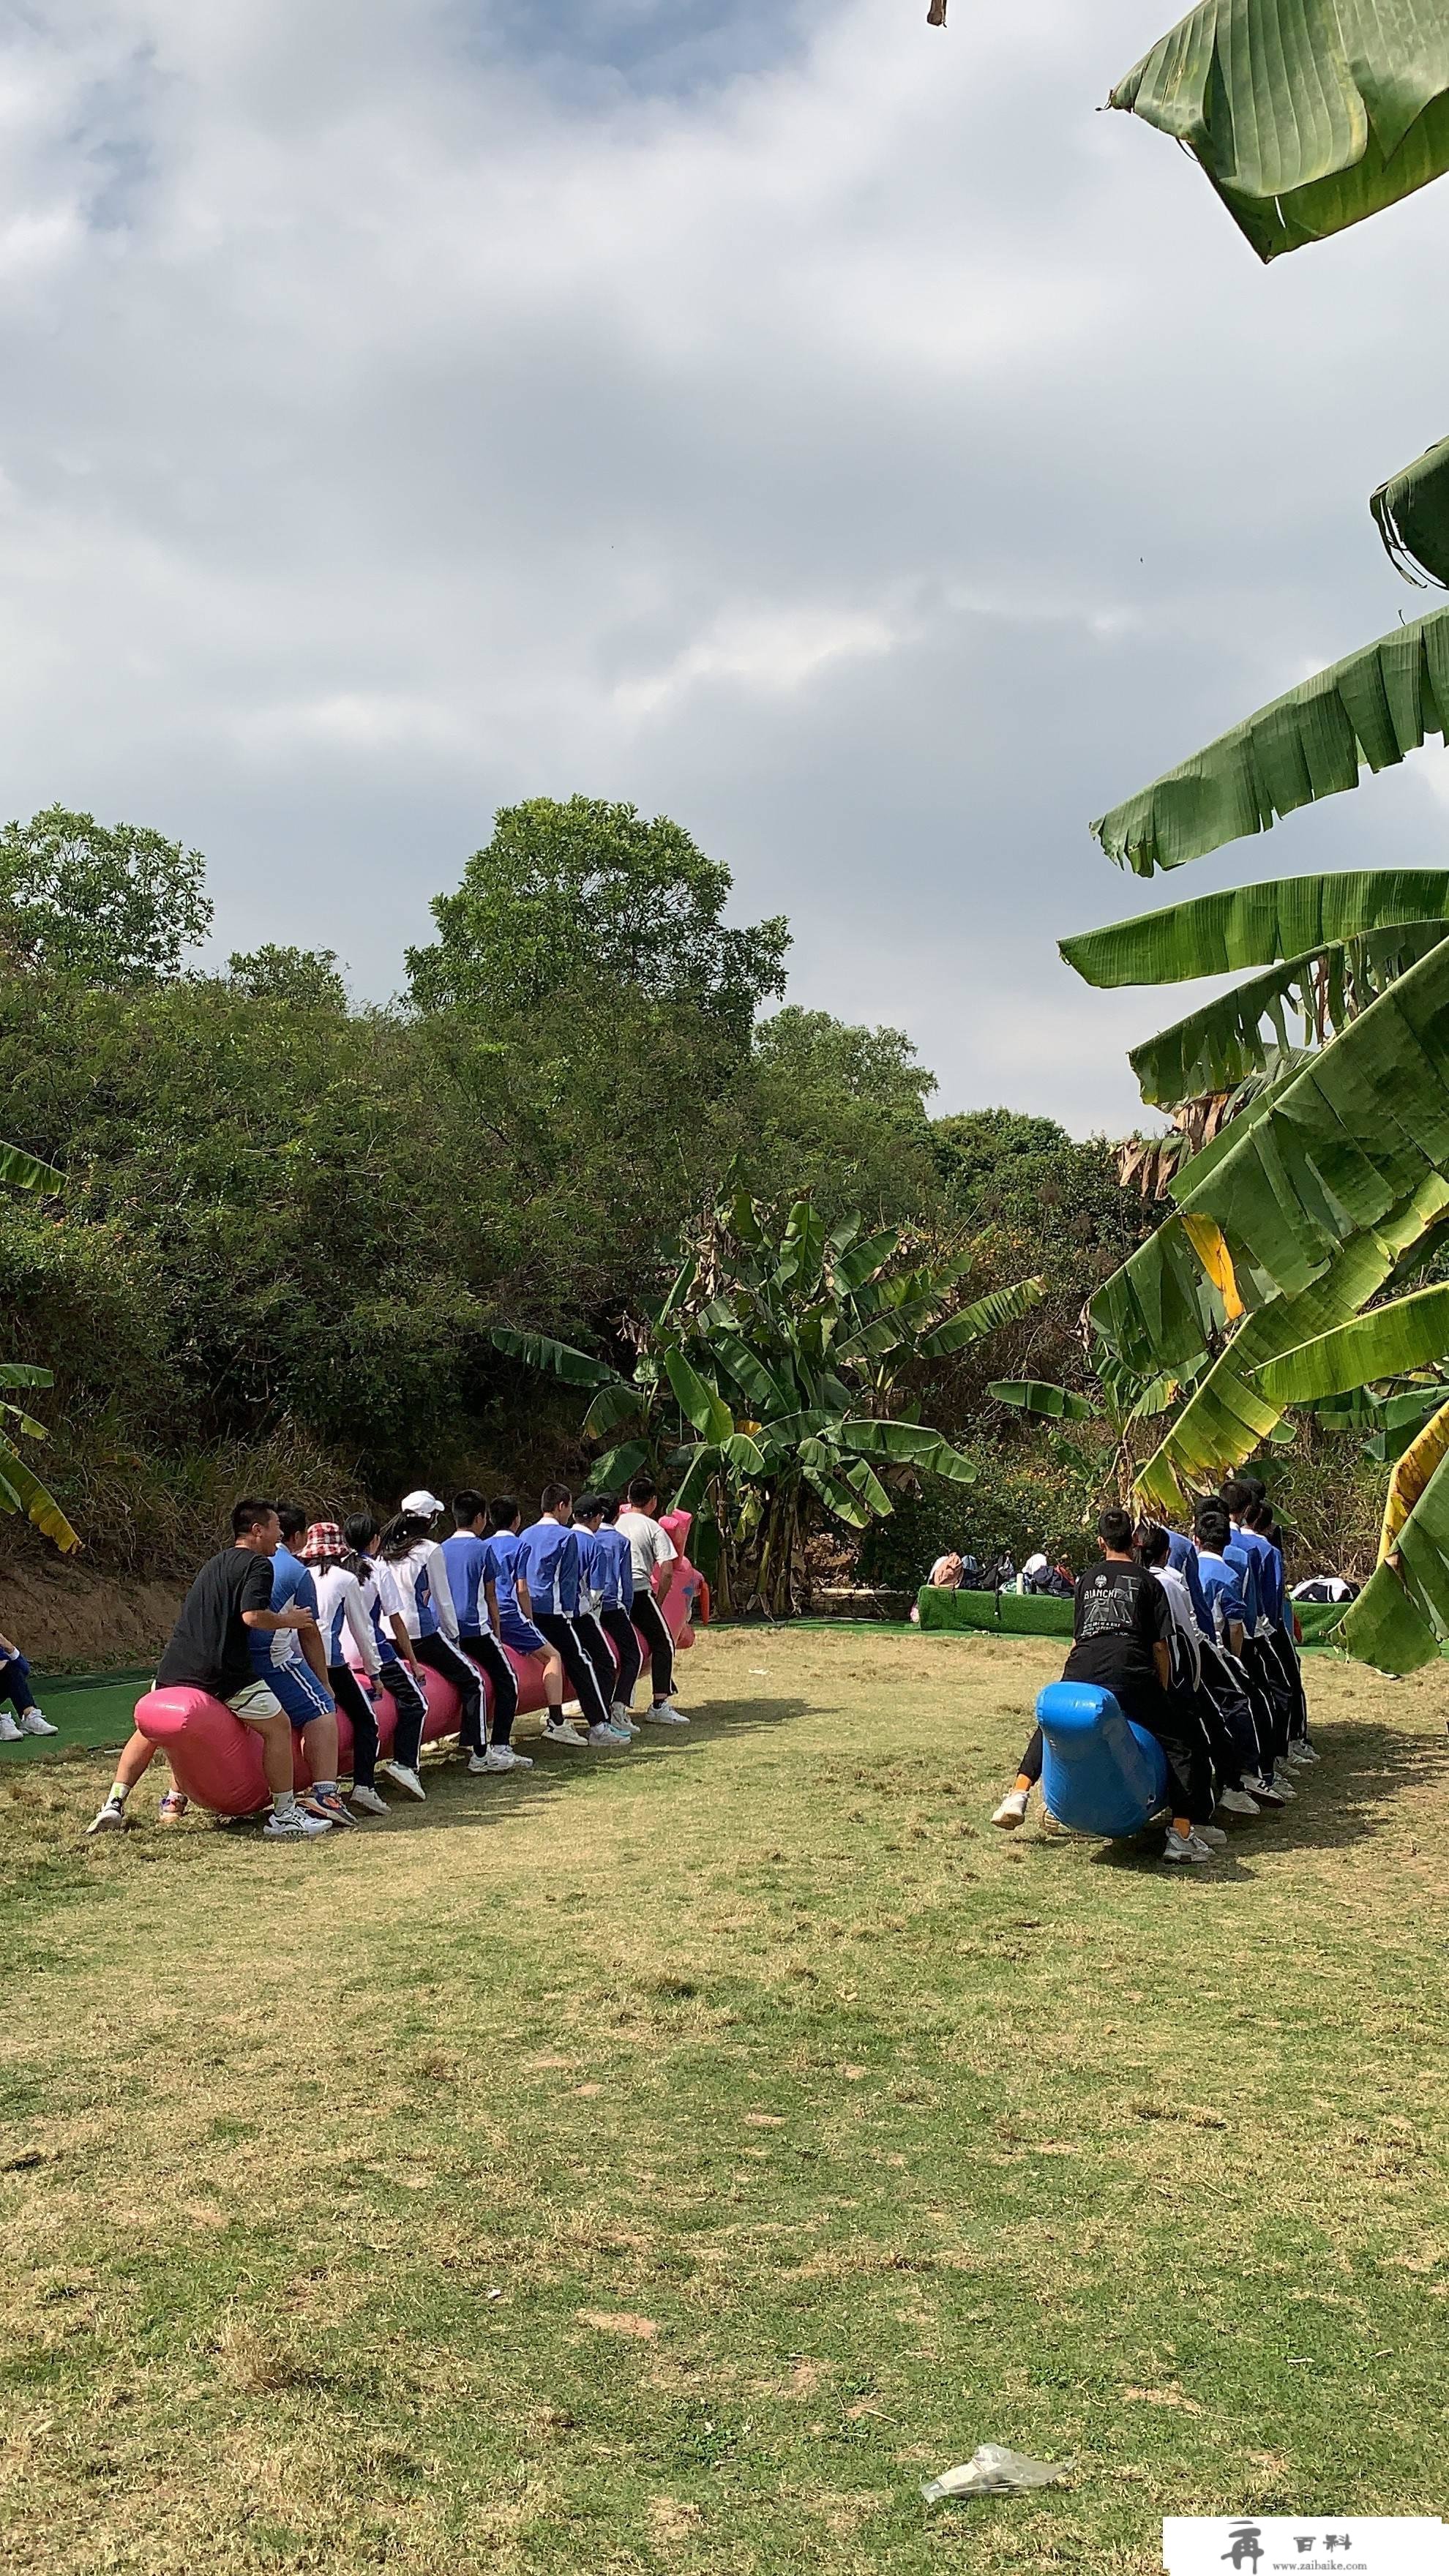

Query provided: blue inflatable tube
[1036,1680,1170,1838]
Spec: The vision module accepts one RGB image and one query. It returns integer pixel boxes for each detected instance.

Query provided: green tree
[227,945,348,1011]
[0,808,211,986]
[406,796,790,1042]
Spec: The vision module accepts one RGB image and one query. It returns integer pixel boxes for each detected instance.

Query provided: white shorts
[225,1680,283,1723]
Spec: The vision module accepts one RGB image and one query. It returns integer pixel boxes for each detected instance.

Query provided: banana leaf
[1131,1174,1449,1512]
[836,1418,978,1486]
[1110,0,1449,263]
[704,1332,790,1420]
[588,1439,650,1494]
[662,1350,734,1447]
[1097,935,1449,1368]
[1128,926,1449,1109]
[831,1225,899,1293]
[490,1327,618,1389]
[776,1200,826,1295]
[987,1379,1098,1423]
[581,1379,648,1441]
[1092,608,1449,877]
[1061,871,1449,989]
[1341,1398,1449,1672]
[1253,1282,1449,1406]
[0,1434,80,1553]
[0,1141,61,1194]
[833,1316,910,1364]
[0,1363,53,1388]
[1371,432,1449,588]
[916,1275,1046,1358]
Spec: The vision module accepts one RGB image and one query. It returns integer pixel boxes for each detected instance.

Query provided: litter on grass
[921,2446,1067,2503]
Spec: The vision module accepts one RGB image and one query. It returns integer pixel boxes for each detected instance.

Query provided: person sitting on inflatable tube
[89,1498,338,1841]
[112,1489,703,1827]
[989,1504,1218,1865]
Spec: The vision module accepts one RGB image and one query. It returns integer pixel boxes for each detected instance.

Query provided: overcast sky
[4,0,1449,1134]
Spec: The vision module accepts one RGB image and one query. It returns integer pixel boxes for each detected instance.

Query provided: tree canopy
[406,795,791,1043]
[0,807,211,987]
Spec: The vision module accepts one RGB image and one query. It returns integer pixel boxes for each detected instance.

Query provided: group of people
[86,1476,691,1841]
[992,1474,1314,1864]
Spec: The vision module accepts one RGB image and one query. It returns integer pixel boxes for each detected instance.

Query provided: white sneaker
[86,1797,127,1834]
[1040,1810,1069,1838]
[472,1745,534,1772]
[992,1789,1029,1830]
[263,1806,332,1839]
[1244,1773,1287,1808]
[350,1785,389,1816]
[603,1721,633,1744]
[1292,1742,1320,1764]
[1217,1787,1261,1817]
[641,1702,689,1726]
[17,1710,56,1737]
[544,1719,588,1748]
[1194,1822,1228,1847]
[588,1722,626,1746]
[611,1704,641,1734]
[1287,1743,1314,1767]
[1162,1826,1213,1864]
[0,1713,20,1742]
[379,1761,426,1800]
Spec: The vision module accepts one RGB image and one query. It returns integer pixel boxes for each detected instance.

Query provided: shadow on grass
[1074,1715,1448,1881]
[312,1694,815,1841]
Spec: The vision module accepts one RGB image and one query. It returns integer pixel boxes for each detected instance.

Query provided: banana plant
[492,1192,1044,1615]
[1040,0,1449,1661]
[989,1356,1184,1511]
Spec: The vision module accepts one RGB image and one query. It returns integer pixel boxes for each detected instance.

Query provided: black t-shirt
[1063,1559,1171,1696]
[155,1547,276,1699]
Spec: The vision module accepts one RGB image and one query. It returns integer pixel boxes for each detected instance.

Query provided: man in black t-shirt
[88,1499,333,1842]
[993,1507,1214,1861]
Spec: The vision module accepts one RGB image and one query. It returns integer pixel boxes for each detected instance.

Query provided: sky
[3,0,1449,1134]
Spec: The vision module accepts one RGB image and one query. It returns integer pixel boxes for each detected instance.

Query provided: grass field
[2,1626,1447,2574]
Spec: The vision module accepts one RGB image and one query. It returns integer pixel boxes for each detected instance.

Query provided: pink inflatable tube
[135,1512,705,1817]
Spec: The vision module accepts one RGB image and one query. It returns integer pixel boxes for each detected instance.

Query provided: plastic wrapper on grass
[921,2445,1067,2504]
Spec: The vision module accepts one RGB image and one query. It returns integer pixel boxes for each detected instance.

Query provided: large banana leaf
[1060,871,1449,989]
[916,1275,1046,1358]
[1110,0,1449,263]
[581,1379,648,1441]
[987,1379,1098,1423]
[0,1141,61,1194]
[0,1434,80,1553]
[1095,935,1449,1364]
[1092,608,1449,877]
[1371,433,1449,588]
[588,1439,650,1494]
[837,1418,978,1486]
[662,1349,734,1447]
[1340,1399,1449,1672]
[1133,1172,1449,1511]
[1127,926,1448,1109]
[703,1332,790,1420]
[490,1327,618,1390]
[1253,1282,1449,1405]
[831,1226,899,1293]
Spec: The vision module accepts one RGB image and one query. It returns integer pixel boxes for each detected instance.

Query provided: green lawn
[2,1627,1447,2574]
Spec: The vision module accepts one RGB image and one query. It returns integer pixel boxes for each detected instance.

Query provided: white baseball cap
[401,1488,445,1517]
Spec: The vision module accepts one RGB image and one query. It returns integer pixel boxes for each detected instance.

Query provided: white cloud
[0,0,1448,1133]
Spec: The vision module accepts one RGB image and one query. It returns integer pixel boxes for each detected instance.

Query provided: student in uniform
[514,1486,629,1747]
[615,1476,687,1726]
[88,1500,332,1840]
[249,1502,351,1829]
[441,1491,530,1773]
[341,1512,430,1800]
[1194,1502,1288,1810]
[577,1494,641,1731]
[1137,1522,1257,1823]
[481,1497,575,1740]
[992,1507,1215,1862]
[299,1521,397,1817]
[376,1496,486,1761]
